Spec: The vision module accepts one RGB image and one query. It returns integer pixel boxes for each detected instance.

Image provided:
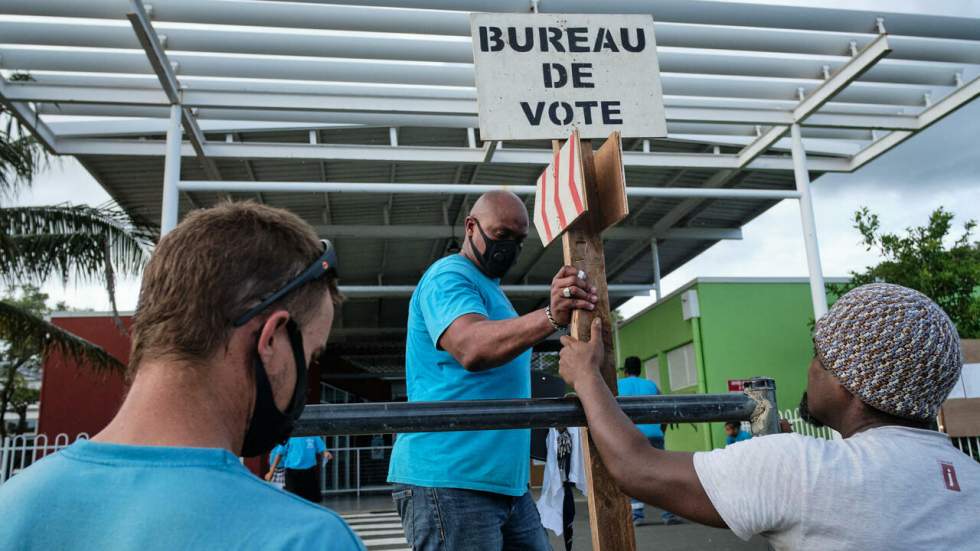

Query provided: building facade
[616,277,846,452]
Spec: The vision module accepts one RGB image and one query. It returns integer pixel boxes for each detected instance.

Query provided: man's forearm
[574,375,726,527]
[574,375,656,483]
[463,309,554,371]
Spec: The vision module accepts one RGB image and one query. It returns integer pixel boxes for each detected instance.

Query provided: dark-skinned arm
[558,318,726,527]
[440,265,597,372]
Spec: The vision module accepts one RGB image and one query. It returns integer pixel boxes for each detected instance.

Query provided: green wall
[696,282,819,449]
[616,287,711,452]
[618,280,834,452]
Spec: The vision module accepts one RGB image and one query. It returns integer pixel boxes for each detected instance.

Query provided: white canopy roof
[2,0,977,377]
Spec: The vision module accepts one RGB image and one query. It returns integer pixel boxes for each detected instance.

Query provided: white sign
[533,130,588,246]
[470,13,667,141]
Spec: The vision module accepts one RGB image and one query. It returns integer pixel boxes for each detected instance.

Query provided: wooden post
[556,137,636,550]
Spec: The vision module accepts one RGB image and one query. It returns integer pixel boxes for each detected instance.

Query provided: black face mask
[241,319,309,457]
[468,219,522,279]
[798,391,825,428]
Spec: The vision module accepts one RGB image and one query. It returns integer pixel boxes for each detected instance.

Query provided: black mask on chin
[241,319,309,457]
[468,219,522,279]
[798,391,825,428]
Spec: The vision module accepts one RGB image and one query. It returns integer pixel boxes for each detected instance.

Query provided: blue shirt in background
[273,436,327,470]
[388,254,532,497]
[617,376,664,440]
[726,430,753,446]
[0,440,364,550]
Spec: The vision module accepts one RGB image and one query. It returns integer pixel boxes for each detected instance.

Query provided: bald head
[469,191,529,226]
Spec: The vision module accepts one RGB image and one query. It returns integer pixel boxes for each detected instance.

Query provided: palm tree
[1,92,155,378]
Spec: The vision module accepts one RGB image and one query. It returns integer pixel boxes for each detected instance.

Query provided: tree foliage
[1,86,154,379]
[833,207,980,338]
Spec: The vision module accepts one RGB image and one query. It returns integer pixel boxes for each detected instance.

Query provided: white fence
[781,407,980,464]
[0,433,89,484]
[780,407,836,440]
[320,445,394,497]
[951,436,980,462]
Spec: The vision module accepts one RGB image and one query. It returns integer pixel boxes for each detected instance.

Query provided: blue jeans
[392,484,551,551]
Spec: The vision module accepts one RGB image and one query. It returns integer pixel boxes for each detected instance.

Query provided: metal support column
[790,124,828,320]
[161,104,183,235]
[651,240,662,300]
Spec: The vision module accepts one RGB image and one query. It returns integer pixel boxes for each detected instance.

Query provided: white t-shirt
[694,426,980,550]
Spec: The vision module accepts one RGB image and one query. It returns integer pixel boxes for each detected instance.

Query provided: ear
[256,309,291,369]
[463,216,475,236]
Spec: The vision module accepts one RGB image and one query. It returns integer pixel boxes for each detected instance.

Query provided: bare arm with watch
[439,265,597,372]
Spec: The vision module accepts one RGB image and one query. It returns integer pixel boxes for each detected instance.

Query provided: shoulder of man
[424,255,478,279]
[241,480,364,548]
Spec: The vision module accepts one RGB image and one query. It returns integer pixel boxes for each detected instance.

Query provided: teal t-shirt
[617,376,664,440]
[0,440,364,550]
[273,436,326,470]
[387,254,532,496]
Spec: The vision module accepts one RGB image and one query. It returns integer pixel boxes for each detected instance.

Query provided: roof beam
[737,34,892,167]
[55,139,852,172]
[126,0,221,181]
[0,83,923,131]
[178,180,800,201]
[338,285,656,298]
[850,74,980,170]
[605,169,743,281]
[312,224,742,241]
[0,77,57,153]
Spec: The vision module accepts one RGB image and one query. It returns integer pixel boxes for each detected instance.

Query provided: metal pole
[178,180,802,201]
[161,104,183,235]
[293,394,759,436]
[790,123,828,320]
[0,436,9,483]
[651,240,662,300]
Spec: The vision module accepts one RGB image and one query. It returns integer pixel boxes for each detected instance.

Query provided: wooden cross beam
[555,134,635,550]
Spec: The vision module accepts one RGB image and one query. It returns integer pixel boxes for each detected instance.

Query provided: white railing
[780,407,835,440]
[951,436,980,463]
[0,433,89,484]
[782,407,980,464]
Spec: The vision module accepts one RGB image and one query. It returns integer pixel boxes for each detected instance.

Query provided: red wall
[40,314,323,474]
[39,315,131,439]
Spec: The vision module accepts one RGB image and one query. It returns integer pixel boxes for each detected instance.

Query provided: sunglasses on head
[232,239,338,327]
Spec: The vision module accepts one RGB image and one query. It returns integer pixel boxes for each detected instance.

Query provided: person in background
[617,356,679,525]
[267,444,287,490]
[724,421,753,446]
[266,436,333,503]
[0,202,363,549]
[558,283,978,550]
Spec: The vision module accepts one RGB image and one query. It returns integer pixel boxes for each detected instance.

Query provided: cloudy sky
[6,0,980,319]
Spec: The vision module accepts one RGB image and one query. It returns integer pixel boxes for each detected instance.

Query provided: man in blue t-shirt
[267,436,332,502]
[388,191,597,551]
[0,203,363,549]
[617,356,679,524]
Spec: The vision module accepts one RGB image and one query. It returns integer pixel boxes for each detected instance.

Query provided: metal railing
[0,433,89,484]
[782,407,980,464]
[321,445,394,497]
[780,407,835,440]
[951,436,980,463]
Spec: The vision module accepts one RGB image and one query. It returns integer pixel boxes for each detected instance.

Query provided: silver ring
[562,287,572,299]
